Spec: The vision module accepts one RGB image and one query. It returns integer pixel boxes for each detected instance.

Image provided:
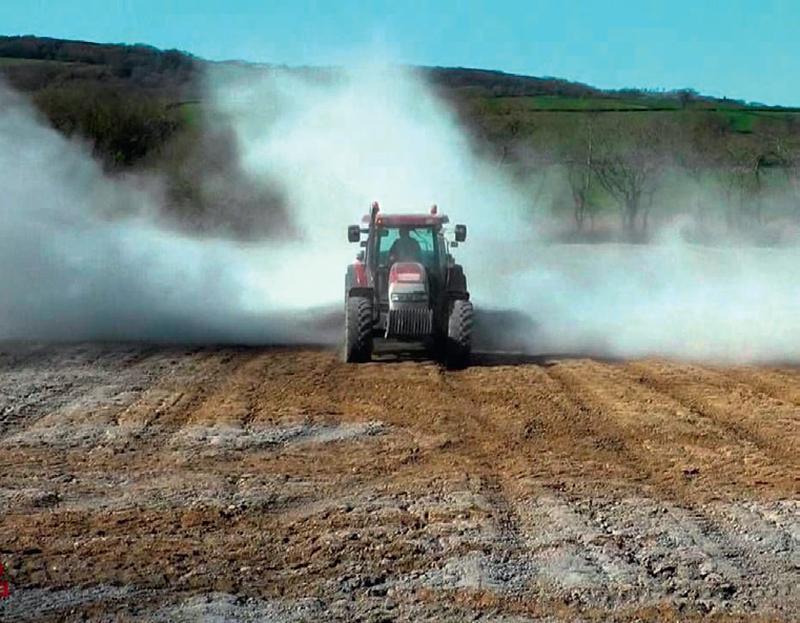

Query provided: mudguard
[345,262,372,300]
[446,264,469,299]
[348,286,373,299]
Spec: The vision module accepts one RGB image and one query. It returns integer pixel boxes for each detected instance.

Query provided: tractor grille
[386,307,433,338]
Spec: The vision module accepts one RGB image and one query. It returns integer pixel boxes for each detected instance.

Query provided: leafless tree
[677,89,697,109]
[763,121,800,221]
[675,114,727,227]
[717,138,772,229]
[565,115,597,232]
[591,120,666,239]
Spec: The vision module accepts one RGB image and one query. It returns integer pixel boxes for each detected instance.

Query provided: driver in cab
[388,227,422,264]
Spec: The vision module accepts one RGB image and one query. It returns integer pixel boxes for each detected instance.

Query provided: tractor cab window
[376,226,437,268]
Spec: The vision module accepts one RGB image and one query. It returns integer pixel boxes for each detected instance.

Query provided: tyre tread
[445,299,473,369]
[344,296,373,363]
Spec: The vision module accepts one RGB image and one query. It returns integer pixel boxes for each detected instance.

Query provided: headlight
[391,292,427,302]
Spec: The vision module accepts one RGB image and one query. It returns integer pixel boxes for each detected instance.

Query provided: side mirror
[455,224,467,242]
[348,225,360,243]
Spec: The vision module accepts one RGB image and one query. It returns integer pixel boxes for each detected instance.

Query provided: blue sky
[2,1,799,105]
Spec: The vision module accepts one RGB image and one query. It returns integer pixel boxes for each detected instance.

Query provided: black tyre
[425,331,446,361]
[344,296,373,363]
[445,299,473,369]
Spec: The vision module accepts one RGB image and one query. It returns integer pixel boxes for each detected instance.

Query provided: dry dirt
[0,342,797,622]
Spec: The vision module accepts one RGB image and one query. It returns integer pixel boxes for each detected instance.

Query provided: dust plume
[3,62,800,363]
[206,63,529,306]
[0,82,326,343]
[479,244,800,362]
[212,64,800,363]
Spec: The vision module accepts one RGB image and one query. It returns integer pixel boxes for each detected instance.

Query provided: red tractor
[344,202,473,368]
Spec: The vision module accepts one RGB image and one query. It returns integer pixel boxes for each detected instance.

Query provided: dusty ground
[0,342,797,622]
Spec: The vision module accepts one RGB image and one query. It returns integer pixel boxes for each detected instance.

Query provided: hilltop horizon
[0,33,788,109]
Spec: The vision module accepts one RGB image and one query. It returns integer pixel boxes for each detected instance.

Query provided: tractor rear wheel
[344,296,373,363]
[445,299,473,369]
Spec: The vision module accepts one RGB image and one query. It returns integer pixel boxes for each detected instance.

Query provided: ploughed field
[0,343,797,622]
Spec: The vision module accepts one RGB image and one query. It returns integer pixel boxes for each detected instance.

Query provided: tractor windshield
[377,226,438,269]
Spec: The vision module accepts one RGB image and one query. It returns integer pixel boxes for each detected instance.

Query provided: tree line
[456,101,800,242]
[3,36,800,243]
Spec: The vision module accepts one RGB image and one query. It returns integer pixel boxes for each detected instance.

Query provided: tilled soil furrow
[178,350,269,428]
[0,344,168,441]
[725,366,800,407]
[1,347,798,622]
[547,359,798,501]
[543,361,663,486]
[440,363,640,485]
[245,349,348,426]
[628,361,799,493]
[0,342,54,370]
[114,348,253,446]
[632,361,799,451]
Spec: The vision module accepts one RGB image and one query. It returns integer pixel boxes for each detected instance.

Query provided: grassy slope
[2,35,799,240]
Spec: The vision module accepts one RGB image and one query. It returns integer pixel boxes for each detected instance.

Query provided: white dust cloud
[3,64,800,362]
[213,64,800,362]
[208,64,528,307]
[0,82,325,343]
[485,244,800,362]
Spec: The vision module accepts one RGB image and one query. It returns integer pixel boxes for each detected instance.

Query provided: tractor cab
[365,213,450,309]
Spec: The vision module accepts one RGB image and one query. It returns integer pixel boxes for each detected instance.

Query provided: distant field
[488,95,677,110]
[466,93,800,139]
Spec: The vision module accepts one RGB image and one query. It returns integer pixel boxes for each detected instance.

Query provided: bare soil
[0,343,797,622]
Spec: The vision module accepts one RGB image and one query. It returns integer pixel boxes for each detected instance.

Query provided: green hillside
[2,35,799,243]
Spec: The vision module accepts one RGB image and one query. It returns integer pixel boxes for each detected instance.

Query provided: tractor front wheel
[344,296,373,363]
[445,299,473,369]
